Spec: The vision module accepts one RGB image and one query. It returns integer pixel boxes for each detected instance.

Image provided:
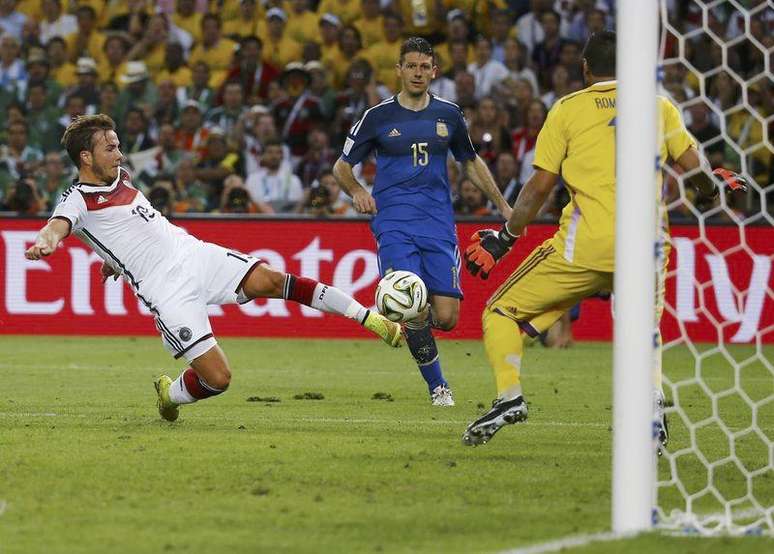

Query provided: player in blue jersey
[333,37,511,405]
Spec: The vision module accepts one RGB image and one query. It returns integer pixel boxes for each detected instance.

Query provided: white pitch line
[0,413,769,435]
[0,412,58,417]
[273,417,610,428]
[0,500,7,517]
[0,412,608,428]
[500,531,633,554]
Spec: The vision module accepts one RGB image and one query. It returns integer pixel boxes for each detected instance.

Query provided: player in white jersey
[25,114,403,422]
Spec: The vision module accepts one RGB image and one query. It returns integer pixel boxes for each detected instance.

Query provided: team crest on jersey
[178,327,192,342]
[436,121,448,137]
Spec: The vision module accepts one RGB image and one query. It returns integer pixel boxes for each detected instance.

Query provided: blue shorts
[376,231,463,299]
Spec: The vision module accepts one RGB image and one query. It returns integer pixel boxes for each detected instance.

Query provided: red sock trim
[182,368,223,399]
[286,275,318,306]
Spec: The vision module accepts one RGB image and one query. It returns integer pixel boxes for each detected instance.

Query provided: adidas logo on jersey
[97,195,108,204]
[388,128,401,137]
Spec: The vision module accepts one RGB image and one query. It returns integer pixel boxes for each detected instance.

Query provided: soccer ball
[375,270,428,323]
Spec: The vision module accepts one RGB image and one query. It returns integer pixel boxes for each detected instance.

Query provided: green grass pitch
[1,336,771,553]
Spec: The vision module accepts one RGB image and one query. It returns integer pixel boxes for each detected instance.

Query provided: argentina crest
[436,120,448,138]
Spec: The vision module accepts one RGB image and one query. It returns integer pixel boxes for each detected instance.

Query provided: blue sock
[418,358,445,392]
[404,321,446,392]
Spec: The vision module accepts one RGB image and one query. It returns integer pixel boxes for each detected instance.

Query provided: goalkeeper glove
[464,225,518,280]
[703,168,749,200]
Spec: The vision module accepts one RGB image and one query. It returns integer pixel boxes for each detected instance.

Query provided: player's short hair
[61,114,116,169]
[400,37,434,65]
[582,31,616,76]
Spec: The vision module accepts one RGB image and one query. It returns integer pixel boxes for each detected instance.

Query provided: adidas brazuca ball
[375,270,428,323]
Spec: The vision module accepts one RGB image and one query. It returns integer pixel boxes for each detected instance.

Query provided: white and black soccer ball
[375,270,428,323]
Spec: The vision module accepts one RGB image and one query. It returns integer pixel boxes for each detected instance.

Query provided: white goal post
[612,0,659,535]
[615,0,773,538]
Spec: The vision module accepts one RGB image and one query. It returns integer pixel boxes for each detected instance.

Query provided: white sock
[310,283,369,323]
[169,373,196,405]
[498,384,523,402]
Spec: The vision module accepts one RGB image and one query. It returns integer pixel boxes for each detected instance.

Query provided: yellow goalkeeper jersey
[533,80,695,272]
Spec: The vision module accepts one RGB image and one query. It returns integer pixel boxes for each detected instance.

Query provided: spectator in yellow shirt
[172,0,203,43]
[126,13,171,77]
[66,5,105,64]
[223,0,260,40]
[394,0,444,42]
[286,0,319,46]
[353,0,384,49]
[262,8,303,70]
[46,36,77,88]
[155,42,193,88]
[188,13,239,88]
[435,9,473,74]
[361,12,402,92]
[317,0,360,27]
[319,13,346,84]
[98,34,129,87]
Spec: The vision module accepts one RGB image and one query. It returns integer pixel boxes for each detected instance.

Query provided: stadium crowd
[0,0,769,221]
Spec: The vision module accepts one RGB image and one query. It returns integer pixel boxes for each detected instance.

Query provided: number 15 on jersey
[411,142,428,166]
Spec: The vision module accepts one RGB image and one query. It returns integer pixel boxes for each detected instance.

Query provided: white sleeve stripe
[351,97,394,137]
[434,96,461,110]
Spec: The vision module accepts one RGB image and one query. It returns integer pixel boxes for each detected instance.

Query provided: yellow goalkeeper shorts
[485,239,614,336]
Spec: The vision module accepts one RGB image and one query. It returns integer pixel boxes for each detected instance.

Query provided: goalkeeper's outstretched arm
[463,168,557,279]
[676,146,749,199]
[24,218,71,260]
[504,168,559,237]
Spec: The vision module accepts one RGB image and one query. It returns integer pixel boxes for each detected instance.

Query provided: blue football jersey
[341,95,476,242]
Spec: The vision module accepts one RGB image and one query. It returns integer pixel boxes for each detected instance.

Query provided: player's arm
[24,218,71,260]
[465,99,568,279]
[662,99,747,200]
[333,158,376,214]
[505,168,558,236]
[675,146,748,200]
[463,155,513,220]
[464,168,557,279]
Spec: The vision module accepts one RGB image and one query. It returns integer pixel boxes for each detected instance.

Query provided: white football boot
[431,384,455,406]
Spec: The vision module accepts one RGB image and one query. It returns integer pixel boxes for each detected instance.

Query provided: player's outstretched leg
[155,368,228,421]
[154,375,179,421]
[283,274,403,347]
[463,308,529,445]
[243,267,402,347]
[404,308,453,406]
[155,346,231,421]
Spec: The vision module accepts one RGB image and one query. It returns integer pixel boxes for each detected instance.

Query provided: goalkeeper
[461,31,748,446]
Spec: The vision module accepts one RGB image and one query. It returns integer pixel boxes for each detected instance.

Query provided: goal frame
[612,0,659,535]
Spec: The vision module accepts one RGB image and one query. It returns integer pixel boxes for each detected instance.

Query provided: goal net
[654,0,773,536]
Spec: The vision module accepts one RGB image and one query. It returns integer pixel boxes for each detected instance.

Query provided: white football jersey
[51,167,199,304]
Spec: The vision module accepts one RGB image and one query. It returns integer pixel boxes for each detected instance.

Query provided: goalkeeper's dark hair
[582,31,616,77]
[61,114,117,168]
[400,37,434,65]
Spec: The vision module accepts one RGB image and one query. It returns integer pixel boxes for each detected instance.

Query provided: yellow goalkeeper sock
[482,308,524,400]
